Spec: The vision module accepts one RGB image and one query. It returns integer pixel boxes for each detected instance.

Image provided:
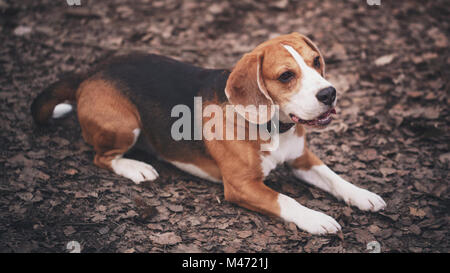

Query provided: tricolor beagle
[31,33,386,234]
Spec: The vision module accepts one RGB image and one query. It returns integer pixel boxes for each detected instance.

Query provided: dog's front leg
[223,179,341,235]
[289,148,386,212]
[207,138,340,234]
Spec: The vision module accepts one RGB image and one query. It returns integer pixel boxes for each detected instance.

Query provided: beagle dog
[31,33,386,234]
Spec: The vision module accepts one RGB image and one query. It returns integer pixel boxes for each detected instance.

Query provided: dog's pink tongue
[291,115,299,123]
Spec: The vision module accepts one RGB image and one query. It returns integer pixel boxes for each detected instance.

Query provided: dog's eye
[313,56,321,68]
[278,71,295,83]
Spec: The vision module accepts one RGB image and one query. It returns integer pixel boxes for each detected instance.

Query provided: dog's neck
[278,121,296,133]
[259,118,295,134]
[270,108,296,134]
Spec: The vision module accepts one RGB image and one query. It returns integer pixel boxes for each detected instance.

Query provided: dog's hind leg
[92,127,159,184]
[77,79,159,184]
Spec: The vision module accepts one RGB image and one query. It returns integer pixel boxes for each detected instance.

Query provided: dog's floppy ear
[225,51,275,124]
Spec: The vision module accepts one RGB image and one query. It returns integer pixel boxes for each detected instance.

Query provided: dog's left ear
[290,32,326,76]
[225,51,275,124]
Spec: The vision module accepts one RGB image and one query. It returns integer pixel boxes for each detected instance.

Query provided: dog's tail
[31,73,84,125]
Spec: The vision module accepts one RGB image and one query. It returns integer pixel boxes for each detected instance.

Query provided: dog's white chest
[260,128,304,177]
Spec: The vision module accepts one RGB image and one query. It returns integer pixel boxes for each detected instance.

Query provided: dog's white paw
[341,185,386,212]
[296,209,342,235]
[278,194,341,235]
[111,158,159,184]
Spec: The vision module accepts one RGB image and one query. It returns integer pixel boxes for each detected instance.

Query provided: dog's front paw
[279,194,341,235]
[342,186,386,212]
[294,209,342,235]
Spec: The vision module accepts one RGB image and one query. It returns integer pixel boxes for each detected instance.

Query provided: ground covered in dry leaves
[0,0,448,253]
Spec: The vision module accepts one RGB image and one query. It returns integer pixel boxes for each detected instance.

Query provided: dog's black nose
[316,87,336,106]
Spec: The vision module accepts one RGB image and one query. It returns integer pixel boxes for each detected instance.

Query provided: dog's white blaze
[111,157,159,184]
[170,161,221,183]
[277,193,341,234]
[282,45,332,121]
[261,128,304,177]
[293,165,386,211]
[52,103,73,119]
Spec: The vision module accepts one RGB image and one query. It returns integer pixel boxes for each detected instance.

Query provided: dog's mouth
[289,108,336,127]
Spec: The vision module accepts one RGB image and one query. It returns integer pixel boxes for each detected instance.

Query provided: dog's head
[225,32,336,128]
